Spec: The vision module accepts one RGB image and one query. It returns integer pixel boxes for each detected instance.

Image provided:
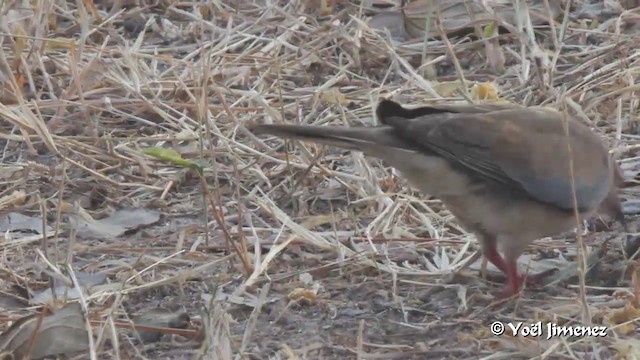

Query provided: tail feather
[251,124,416,154]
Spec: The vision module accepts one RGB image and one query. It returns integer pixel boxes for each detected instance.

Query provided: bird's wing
[377,101,612,211]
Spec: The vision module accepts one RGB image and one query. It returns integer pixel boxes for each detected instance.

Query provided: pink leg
[482,240,553,298]
[483,242,508,274]
[496,260,523,299]
[497,261,556,298]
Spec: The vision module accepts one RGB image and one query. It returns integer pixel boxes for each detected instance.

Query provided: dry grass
[1,0,640,359]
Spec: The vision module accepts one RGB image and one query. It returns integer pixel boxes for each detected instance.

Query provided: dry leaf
[433,80,467,97]
[300,214,338,229]
[403,0,563,39]
[433,80,501,100]
[212,66,253,87]
[71,208,161,240]
[613,338,640,359]
[319,88,349,106]
[1,9,34,39]
[31,271,107,305]
[0,212,53,236]
[288,288,318,304]
[201,292,279,308]
[43,37,76,51]
[0,303,90,359]
[470,83,500,101]
[605,302,640,335]
[12,25,26,69]
[0,190,26,208]
[368,11,408,41]
[305,0,334,16]
[483,22,505,73]
[318,0,333,16]
[0,292,29,310]
[484,39,505,72]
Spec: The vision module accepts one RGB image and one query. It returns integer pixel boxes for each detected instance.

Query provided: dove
[251,99,623,298]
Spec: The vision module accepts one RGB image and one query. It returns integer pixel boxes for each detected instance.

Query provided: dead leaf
[403,0,563,39]
[212,66,253,87]
[0,190,26,209]
[43,37,76,51]
[434,80,467,97]
[31,271,107,305]
[483,22,505,73]
[319,0,333,16]
[575,0,639,20]
[288,281,322,306]
[0,303,90,359]
[470,82,500,101]
[0,9,34,39]
[0,292,29,310]
[319,88,349,106]
[299,272,313,285]
[305,0,334,17]
[11,25,26,70]
[605,302,640,335]
[288,288,318,305]
[368,11,408,41]
[613,338,640,359]
[0,212,52,236]
[201,292,279,308]
[71,208,161,240]
[300,214,338,229]
[433,80,501,101]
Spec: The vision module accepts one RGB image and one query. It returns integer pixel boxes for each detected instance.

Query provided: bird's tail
[251,124,414,154]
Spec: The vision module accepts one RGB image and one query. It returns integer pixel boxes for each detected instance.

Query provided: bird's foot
[493,269,557,299]
[493,284,521,299]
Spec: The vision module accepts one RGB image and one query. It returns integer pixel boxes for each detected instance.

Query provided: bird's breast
[441,188,590,244]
